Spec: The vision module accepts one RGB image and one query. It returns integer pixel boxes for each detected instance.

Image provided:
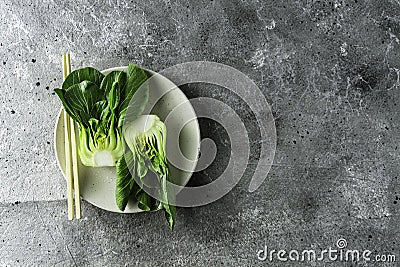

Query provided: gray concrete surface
[1,0,400,266]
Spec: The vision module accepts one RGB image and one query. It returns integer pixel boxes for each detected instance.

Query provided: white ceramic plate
[54,67,200,213]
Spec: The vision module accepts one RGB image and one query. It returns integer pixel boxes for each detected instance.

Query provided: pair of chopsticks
[63,54,81,220]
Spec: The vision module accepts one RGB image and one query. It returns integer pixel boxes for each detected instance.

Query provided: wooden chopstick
[63,54,74,220]
[63,54,81,220]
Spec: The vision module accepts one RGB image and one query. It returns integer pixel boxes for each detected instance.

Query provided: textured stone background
[1,0,400,266]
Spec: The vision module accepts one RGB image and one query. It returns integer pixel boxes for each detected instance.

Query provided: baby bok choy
[116,115,176,229]
[54,64,149,167]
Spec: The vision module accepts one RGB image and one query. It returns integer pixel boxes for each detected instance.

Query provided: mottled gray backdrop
[0,0,399,266]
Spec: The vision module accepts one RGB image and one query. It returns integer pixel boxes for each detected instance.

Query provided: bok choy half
[55,64,149,166]
[116,115,176,229]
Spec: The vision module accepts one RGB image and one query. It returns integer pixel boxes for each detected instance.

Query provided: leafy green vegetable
[116,152,163,213]
[117,115,176,229]
[115,151,137,211]
[62,67,104,90]
[55,81,103,127]
[118,65,149,128]
[55,64,149,167]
